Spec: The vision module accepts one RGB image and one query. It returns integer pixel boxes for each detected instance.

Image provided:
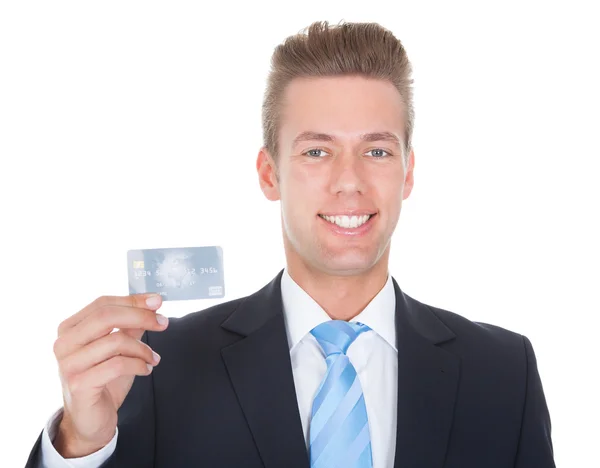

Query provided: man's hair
[261,20,415,168]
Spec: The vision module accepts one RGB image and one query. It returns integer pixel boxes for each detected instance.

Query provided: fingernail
[152,351,161,363]
[146,363,153,372]
[156,314,169,326]
[146,295,162,308]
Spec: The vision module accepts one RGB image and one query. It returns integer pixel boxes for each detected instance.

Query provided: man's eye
[367,148,391,158]
[304,149,328,157]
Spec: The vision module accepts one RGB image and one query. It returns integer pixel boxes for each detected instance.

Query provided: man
[26,20,555,468]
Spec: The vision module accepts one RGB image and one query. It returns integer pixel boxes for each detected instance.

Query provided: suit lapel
[392,279,460,468]
[220,270,310,468]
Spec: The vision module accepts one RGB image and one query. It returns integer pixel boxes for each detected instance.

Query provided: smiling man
[27,20,555,468]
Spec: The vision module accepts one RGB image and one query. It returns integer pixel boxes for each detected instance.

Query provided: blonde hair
[261,20,415,167]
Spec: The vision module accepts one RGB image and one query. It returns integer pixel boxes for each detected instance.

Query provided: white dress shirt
[40,268,398,468]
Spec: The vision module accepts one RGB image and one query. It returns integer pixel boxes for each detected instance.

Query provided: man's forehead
[277,76,406,152]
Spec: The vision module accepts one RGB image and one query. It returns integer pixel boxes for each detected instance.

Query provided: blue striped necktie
[308,320,373,468]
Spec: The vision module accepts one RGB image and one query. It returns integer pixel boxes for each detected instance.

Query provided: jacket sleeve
[514,335,556,468]
[40,406,117,467]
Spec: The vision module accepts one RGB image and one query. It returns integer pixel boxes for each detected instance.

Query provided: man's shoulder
[407,294,526,353]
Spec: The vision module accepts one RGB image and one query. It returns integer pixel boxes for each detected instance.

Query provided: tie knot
[310,320,371,357]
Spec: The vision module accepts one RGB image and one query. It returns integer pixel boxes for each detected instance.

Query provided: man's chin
[314,253,380,276]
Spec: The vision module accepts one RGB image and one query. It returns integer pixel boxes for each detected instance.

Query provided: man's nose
[329,153,366,195]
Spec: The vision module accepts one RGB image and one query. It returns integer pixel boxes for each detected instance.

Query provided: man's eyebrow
[291,131,402,147]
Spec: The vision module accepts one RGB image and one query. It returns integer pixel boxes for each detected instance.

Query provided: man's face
[257,75,414,276]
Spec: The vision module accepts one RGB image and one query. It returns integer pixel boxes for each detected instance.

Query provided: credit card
[127,246,224,301]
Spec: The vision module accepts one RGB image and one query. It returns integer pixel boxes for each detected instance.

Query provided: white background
[1,1,598,466]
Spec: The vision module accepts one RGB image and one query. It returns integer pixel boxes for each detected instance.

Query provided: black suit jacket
[26,269,555,467]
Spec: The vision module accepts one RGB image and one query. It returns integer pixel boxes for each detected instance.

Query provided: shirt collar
[280,267,397,352]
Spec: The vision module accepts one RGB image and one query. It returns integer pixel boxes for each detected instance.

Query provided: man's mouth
[317,213,376,229]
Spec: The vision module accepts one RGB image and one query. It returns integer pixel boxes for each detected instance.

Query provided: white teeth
[320,214,372,228]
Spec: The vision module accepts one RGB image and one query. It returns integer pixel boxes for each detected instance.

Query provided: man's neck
[286,260,389,321]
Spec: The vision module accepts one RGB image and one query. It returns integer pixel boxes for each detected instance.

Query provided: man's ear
[403,148,415,200]
[256,147,281,201]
